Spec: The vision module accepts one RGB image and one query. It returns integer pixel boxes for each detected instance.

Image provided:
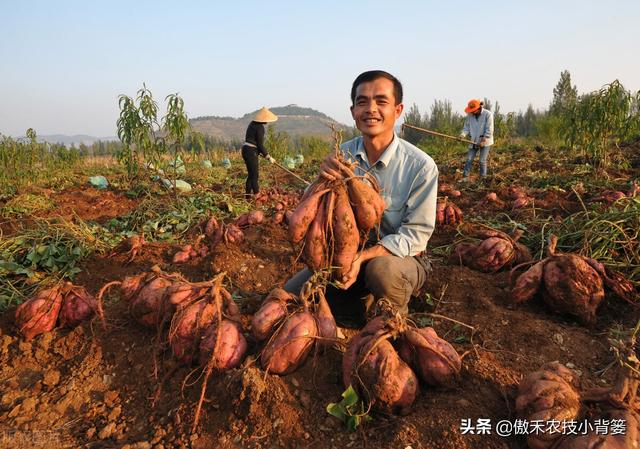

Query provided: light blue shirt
[340,134,438,257]
[461,108,494,146]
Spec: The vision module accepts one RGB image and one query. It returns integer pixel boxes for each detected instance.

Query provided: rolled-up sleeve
[379,164,438,257]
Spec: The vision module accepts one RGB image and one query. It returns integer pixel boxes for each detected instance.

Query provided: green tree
[550,70,578,116]
[402,103,425,145]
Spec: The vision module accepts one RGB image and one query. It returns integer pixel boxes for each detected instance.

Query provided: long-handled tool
[401,123,476,145]
[270,159,311,186]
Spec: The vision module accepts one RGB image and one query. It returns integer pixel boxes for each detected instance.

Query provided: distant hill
[191,104,348,141]
[38,134,118,146]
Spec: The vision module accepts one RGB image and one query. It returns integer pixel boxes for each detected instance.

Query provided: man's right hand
[319,154,353,181]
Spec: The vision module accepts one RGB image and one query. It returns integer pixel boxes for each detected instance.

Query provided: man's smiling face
[350,77,403,141]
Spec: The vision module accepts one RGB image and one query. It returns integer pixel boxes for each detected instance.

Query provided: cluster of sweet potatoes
[172,211,266,264]
[517,361,640,449]
[451,224,532,273]
[343,314,462,415]
[15,282,101,340]
[436,197,464,226]
[588,181,638,204]
[511,235,637,324]
[99,268,247,370]
[251,283,337,375]
[288,168,385,277]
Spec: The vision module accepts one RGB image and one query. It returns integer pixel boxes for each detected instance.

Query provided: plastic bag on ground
[88,176,109,189]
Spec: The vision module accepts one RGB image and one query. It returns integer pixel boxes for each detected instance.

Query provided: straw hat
[253,107,278,123]
[465,99,481,114]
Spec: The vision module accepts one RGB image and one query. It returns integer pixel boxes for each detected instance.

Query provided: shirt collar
[354,134,399,169]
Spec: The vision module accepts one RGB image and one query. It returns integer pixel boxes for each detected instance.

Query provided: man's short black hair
[351,70,403,105]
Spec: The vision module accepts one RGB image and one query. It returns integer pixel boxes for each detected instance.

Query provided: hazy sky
[1,0,639,137]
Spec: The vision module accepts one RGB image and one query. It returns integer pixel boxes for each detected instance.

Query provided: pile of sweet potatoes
[288,167,385,276]
[436,197,463,226]
[251,283,337,375]
[451,224,532,272]
[173,212,260,264]
[517,360,640,449]
[99,267,247,369]
[343,313,462,414]
[15,282,100,340]
[511,235,637,323]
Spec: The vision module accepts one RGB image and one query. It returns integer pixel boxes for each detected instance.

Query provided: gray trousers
[284,255,427,326]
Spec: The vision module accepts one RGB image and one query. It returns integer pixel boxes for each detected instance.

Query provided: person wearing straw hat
[459,99,494,181]
[241,107,278,197]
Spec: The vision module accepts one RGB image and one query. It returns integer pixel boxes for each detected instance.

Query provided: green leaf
[326,402,346,422]
[341,385,359,408]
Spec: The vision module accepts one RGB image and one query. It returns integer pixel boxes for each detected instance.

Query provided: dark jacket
[244,121,268,157]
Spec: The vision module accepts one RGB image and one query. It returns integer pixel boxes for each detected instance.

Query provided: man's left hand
[479,138,488,147]
[337,256,362,290]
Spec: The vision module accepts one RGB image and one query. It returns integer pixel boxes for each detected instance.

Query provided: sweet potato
[343,317,386,388]
[235,210,264,228]
[170,298,217,364]
[331,184,359,278]
[346,177,383,233]
[224,224,244,244]
[397,327,461,387]
[473,237,516,273]
[58,284,98,328]
[272,210,285,224]
[128,276,174,328]
[303,192,328,270]
[354,335,419,415]
[511,261,545,304]
[203,216,219,239]
[173,245,193,263]
[314,290,337,345]
[554,408,639,449]
[513,196,531,208]
[541,254,604,324]
[516,362,581,449]
[198,319,248,370]
[15,285,64,340]
[261,310,318,375]
[288,188,330,244]
[251,289,297,341]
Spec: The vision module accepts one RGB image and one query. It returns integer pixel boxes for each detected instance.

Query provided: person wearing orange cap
[241,107,278,197]
[459,99,494,180]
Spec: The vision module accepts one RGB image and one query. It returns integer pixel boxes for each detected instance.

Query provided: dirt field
[1,168,638,449]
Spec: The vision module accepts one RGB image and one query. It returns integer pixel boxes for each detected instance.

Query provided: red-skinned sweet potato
[198,319,247,369]
[331,184,359,278]
[346,177,383,233]
[288,188,330,244]
[516,362,581,449]
[58,283,98,328]
[354,334,419,415]
[261,310,318,375]
[397,327,461,387]
[314,290,337,345]
[15,285,64,340]
[251,288,297,341]
[170,298,217,364]
[303,192,328,270]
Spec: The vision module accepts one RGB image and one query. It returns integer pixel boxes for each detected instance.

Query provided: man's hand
[319,154,354,181]
[459,133,466,140]
[479,137,488,147]
[337,255,362,290]
[267,155,276,164]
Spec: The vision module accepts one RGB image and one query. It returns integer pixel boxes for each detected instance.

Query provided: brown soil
[1,183,637,449]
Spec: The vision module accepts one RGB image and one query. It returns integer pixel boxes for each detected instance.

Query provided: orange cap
[465,99,481,113]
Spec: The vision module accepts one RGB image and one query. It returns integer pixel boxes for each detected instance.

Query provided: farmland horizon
[2,1,639,137]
